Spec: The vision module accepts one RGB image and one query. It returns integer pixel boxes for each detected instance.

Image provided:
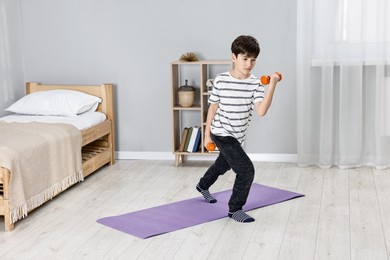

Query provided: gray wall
[1,0,297,154]
[0,0,25,116]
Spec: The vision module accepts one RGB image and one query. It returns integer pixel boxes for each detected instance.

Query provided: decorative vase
[178,80,195,107]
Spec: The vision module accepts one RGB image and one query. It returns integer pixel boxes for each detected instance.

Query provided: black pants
[198,134,255,212]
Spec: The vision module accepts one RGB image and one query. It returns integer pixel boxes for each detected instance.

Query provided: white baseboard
[116,151,174,160]
[116,151,297,162]
[248,153,297,162]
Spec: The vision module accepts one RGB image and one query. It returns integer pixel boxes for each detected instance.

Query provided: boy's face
[231,53,257,78]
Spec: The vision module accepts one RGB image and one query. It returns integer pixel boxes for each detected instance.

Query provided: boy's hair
[231,35,260,58]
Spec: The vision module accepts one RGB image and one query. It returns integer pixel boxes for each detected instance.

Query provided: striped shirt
[208,71,264,144]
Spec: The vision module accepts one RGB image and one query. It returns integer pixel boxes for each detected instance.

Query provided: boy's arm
[204,103,219,146]
[255,73,280,117]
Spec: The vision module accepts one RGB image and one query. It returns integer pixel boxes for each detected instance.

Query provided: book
[184,127,193,152]
[178,127,189,152]
[192,128,202,152]
[186,127,200,152]
[208,146,219,153]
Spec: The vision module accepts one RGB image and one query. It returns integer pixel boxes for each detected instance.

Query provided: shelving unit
[171,60,231,166]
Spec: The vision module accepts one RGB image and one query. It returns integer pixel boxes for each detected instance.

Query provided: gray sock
[196,184,217,203]
[228,210,255,223]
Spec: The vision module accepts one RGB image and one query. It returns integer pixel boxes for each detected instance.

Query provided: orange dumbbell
[260,72,282,85]
[205,142,216,152]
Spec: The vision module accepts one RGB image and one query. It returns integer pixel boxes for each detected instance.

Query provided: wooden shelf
[171,60,230,166]
[174,150,218,155]
[171,60,231,65]
[173,105,202,110]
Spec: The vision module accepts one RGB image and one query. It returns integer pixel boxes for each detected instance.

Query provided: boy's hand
[204,135,214,147]
[270,72,281,84]
[204,135,213,148]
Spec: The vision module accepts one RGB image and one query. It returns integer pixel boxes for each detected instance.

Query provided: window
[312,0,390,63]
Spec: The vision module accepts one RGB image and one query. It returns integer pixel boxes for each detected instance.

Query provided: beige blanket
[0,121,83,223]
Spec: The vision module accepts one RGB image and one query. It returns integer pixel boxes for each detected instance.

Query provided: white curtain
[297,0,390,169]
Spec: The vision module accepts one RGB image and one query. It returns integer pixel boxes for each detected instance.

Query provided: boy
[196,35,280,223]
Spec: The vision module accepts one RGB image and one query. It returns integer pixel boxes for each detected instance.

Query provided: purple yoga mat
[97,183,304,239]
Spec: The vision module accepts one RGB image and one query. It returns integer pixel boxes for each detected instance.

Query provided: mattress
[0,112,107,130]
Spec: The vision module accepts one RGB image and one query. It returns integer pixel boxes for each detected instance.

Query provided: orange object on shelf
[205,142,216,152]
[260,72,282,85]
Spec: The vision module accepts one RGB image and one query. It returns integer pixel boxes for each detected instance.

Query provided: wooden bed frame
[0,82,115,231]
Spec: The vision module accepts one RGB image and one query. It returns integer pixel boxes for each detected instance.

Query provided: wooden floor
[1,160,389,260]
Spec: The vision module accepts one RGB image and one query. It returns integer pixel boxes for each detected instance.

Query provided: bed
[0,82,115,231]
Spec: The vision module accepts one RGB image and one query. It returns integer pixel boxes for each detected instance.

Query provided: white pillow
[6,89,102,117]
